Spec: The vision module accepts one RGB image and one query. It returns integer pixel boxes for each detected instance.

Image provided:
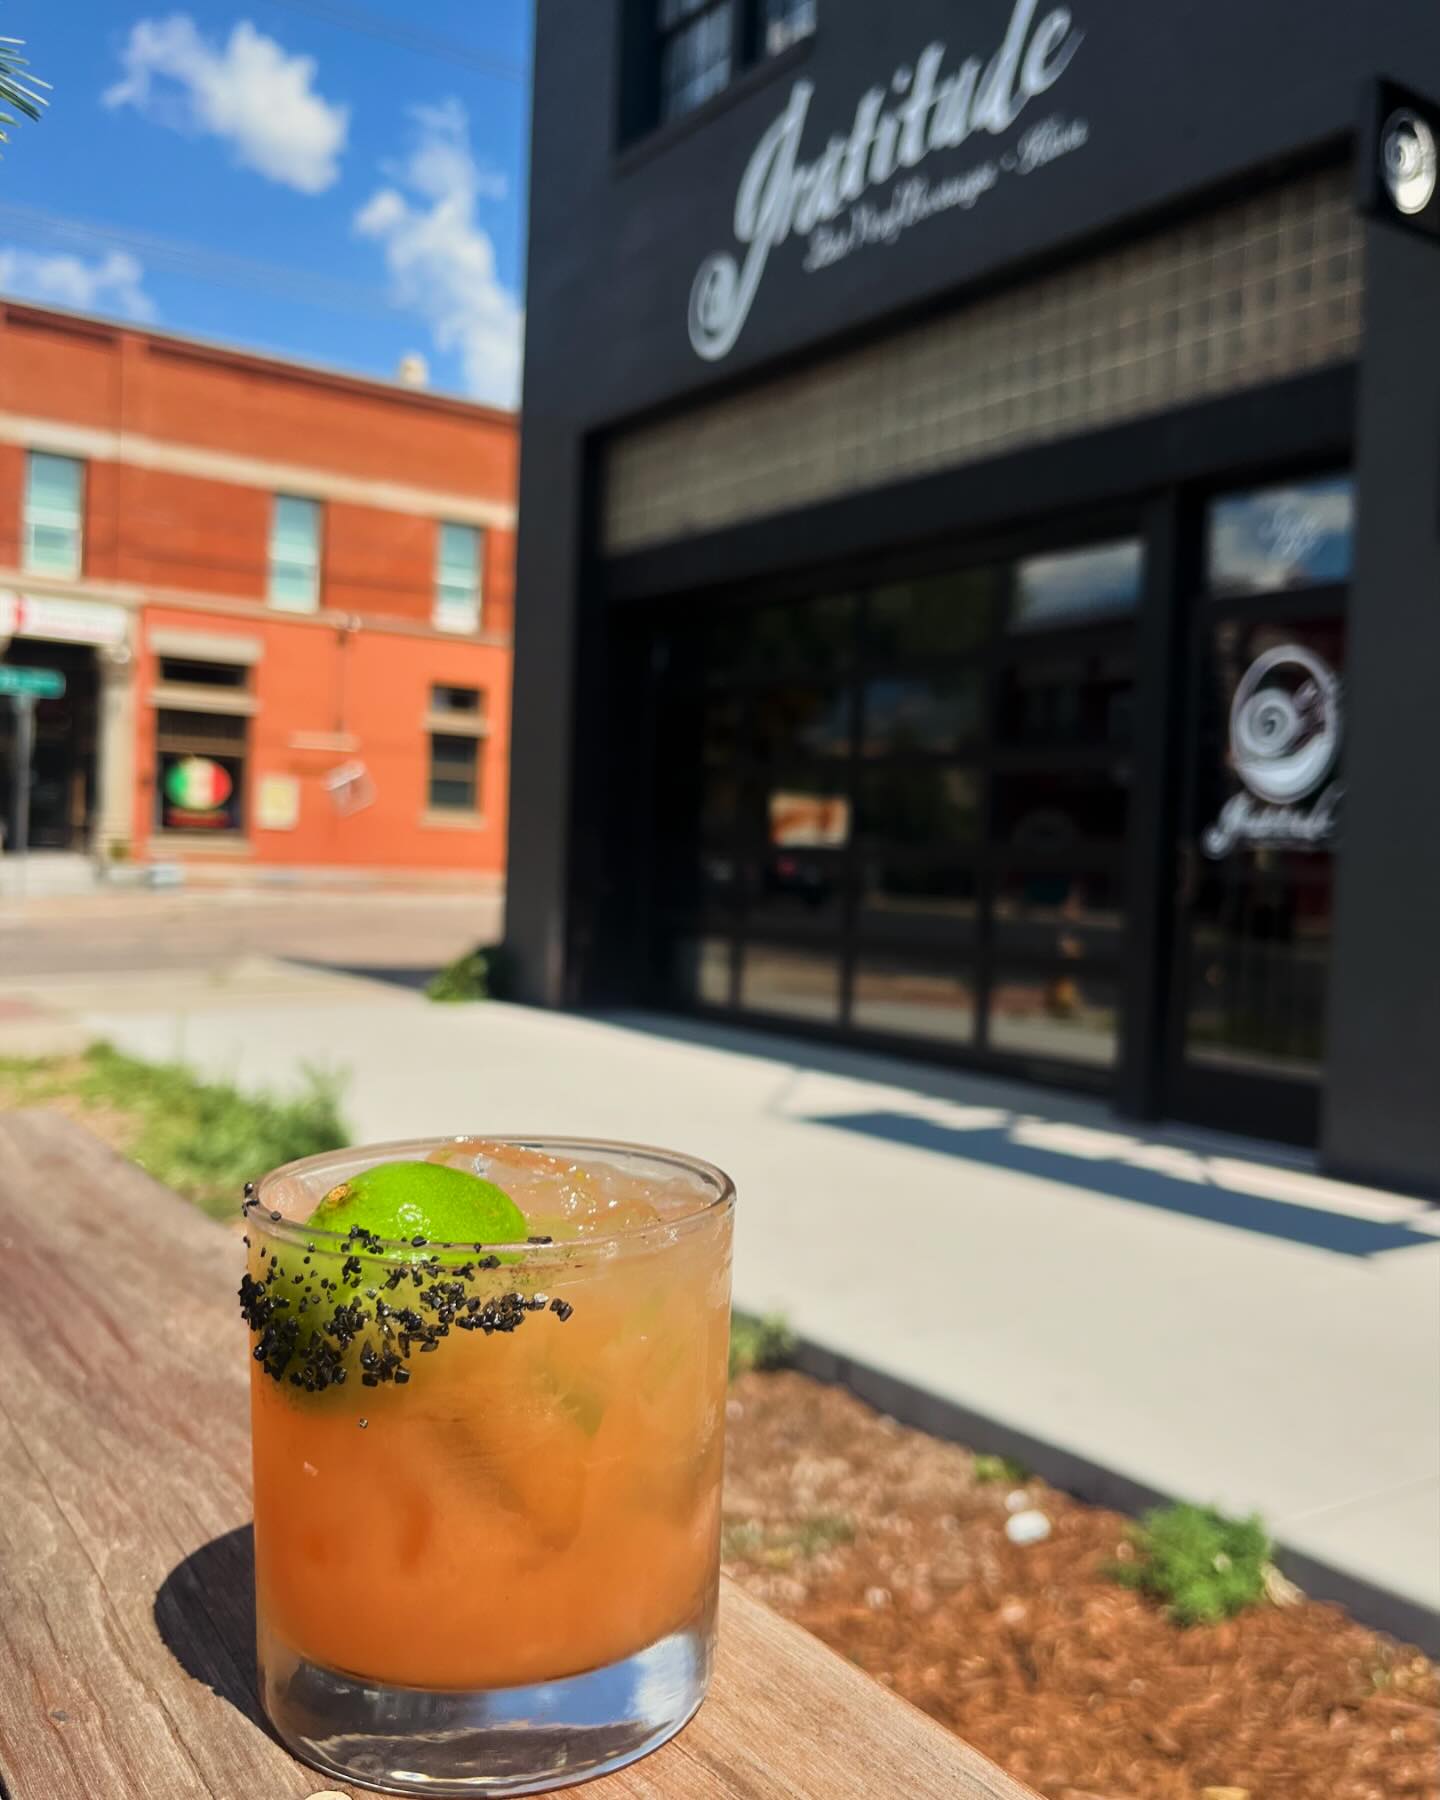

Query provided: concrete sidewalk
[54,980,1440,1637]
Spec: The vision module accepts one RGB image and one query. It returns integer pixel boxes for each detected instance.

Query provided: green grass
[721,1515,854,1567]
[1109,1501,1271,1626]
[0,1044,349,1219]
[729,1311,798,1379]
[425,943,516,1003]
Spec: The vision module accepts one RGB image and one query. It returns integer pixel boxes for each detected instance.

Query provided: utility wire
[0,200,397,319]
[258,0,529,84]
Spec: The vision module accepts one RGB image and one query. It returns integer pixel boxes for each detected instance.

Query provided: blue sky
[0,1,532,405]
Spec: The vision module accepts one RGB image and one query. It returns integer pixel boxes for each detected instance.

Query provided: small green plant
[426,943,515,1003]
[1110,1501,1270,1626]
[729,1310,798,1378]
[973,1452,1030,1485]
[722,1515,853,1567]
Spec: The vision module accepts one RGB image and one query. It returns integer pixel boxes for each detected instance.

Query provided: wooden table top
[0,1110,1034,1800]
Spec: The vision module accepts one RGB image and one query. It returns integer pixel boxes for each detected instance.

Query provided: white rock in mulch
[1004,1508,1052,1546]
[864,1585,892,1609]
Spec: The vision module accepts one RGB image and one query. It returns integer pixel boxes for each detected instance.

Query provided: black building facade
[509,0,1440,1193]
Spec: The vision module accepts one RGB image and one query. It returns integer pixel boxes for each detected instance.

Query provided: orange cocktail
[242,1137,734,1797]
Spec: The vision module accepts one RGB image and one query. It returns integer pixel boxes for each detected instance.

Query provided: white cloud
[355,100,523,409]
[0,247,156,321]
[104,14,348,194]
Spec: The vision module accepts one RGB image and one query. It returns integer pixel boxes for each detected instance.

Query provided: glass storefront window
[852,957,976,1044]
[859,764,980,846]
[991,765,1130,851]
[746,849,845,930]
[867,567,1000,660]
[155,709,247,834]
[738,942,841,1022]
[1207,475,1353,595]
[1010,541,1143,632]
[995,647,1134,749]
[861,672,983,756]
[669,934,733,1007]
[988,969,1120,1067]
[858,858,978,939]
[754,684,851,760]
[992,868,1125,958]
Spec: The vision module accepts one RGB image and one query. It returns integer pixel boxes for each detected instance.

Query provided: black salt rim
[247,1134,736,1263]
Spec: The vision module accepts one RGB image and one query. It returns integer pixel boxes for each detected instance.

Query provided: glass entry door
[1166,475,1352,1144]
[643,528,1144,1089]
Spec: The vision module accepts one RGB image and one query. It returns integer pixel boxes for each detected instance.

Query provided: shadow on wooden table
[154,1523,275,1741]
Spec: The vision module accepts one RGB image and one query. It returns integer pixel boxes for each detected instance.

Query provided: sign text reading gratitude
[689,0,1088,362]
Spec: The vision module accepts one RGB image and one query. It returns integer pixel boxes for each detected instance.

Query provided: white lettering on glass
[1202,645,1343,857]
[688,0,1088,361]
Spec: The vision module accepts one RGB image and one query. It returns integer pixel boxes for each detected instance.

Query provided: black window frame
[621,0,816,144]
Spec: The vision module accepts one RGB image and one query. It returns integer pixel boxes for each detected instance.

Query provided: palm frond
[0,26,48,143]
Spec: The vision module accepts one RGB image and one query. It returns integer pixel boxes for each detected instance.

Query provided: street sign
[0,666,65,699]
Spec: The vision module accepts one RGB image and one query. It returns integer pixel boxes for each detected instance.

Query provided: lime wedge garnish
[310,1160,527,1252]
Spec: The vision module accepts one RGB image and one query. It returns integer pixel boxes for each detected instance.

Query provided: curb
[787,1335,1440,1657]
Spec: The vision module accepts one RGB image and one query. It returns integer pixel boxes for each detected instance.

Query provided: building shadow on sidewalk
[595,1008,1436,1258]
[807,1109,1433,1258]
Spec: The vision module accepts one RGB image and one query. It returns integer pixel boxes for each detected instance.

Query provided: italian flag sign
[164,757,233,811]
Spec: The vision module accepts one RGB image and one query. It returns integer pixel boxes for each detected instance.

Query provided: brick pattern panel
[603,170,1363,553]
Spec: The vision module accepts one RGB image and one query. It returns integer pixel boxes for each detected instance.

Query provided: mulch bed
[722,1370,1438,1800]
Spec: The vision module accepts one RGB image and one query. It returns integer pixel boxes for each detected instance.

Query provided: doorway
[0,641,99,852]
[1164,474,1352,1145]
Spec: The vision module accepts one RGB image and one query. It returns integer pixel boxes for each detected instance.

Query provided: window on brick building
[428,733,482,812]
[24,453,84,578]
[435,523,483,633]
[426,684,487,815]
[154,709,248,835]
[269,495,321,612]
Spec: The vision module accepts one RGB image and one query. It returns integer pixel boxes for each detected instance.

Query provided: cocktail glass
[241,1136,735,1796]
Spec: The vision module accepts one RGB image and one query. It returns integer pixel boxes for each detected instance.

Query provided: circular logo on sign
[165,756,233,812]
[1229,645,1340,805]
[688,253,742,362]
[1382,109,1438,217]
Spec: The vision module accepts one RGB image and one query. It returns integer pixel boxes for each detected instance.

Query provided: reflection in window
[852,957,976,1045]
[1011,541,1143,632]
[991,766,1129,850]
[860,765,979,846]
[743,594,854,670]
[761,0,816,55]
[739,942,841,1022]
[748,850,845,929]
[1184,857,1332,1079]
[1207,476,1353,596]
[992,869,1125,957]
[754,685,850,760]
[995,648,1134,749]
[658,0,733,123]
[858,859,978,938]
[868,568,999,660]
[862,672,982,755]
[767,782,849,847]
[988,970,1119,1067]
[675,934,733,1007]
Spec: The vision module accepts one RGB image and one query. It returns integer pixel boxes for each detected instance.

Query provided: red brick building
[0,301,516,880]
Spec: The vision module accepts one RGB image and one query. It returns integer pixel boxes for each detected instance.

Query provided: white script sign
[1203,644,1343,857]
[688,0,1088,362]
